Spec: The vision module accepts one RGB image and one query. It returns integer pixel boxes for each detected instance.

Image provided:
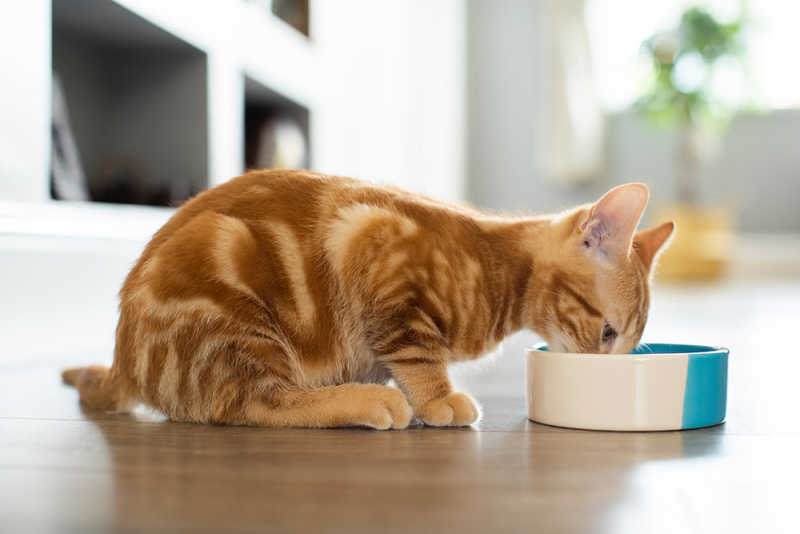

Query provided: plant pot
[651,204,734,281]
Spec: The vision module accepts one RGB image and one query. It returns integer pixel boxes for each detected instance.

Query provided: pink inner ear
[583,183,649,260]
[580,214,612,251]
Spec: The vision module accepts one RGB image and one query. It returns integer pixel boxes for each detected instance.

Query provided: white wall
[312,0,466,201]
[0,235,141,358]
[0,0,50,202]
[466,0,609,214]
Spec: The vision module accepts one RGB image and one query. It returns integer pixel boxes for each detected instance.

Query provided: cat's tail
[61,365,132,412]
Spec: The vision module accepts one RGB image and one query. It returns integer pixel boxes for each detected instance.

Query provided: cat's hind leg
[184,335,413,429]
[213,383,414,430]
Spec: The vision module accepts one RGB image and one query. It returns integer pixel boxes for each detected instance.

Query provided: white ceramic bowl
[526,343,728,431]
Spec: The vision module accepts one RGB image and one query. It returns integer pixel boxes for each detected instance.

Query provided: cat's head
[536,183,674,354]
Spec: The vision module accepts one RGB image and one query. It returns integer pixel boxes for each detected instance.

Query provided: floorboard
[2,280,798,533]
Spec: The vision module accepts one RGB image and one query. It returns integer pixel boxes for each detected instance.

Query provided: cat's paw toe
[360,386,413,430]
[418,392,480,427]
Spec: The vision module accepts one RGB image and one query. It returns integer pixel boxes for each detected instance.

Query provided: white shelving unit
[0,0,315,241]
[0,0,467,357]
[0,0,467,244]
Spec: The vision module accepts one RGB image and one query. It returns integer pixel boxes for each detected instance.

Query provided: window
[585,0,800,111]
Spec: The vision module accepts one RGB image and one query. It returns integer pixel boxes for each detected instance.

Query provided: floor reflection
[515,423,726,533]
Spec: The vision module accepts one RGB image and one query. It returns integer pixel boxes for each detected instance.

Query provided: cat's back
[121,170,335,288]
[127,169,475,276]
[119,169,482,316]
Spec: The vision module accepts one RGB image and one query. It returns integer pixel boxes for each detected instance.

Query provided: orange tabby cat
[62,170,674,429]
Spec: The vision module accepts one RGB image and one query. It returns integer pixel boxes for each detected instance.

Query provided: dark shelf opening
[51,0,208,207]
[272,0,310,37]
[244,76,310,171]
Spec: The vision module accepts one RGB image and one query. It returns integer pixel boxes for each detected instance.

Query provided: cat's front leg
[385,355,480,427]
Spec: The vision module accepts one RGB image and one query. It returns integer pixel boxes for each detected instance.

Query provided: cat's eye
[602,323,617,343]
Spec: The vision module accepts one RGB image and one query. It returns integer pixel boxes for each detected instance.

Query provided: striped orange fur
[62,170,674,429]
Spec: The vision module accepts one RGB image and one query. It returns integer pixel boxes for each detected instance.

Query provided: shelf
[115,0,317,109]
[3,0,321,234]
[235,2,317,110]
[52,0,208,206]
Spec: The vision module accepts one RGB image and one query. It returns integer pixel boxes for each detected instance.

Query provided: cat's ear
[634,221,675,271]
[580,183,649,263]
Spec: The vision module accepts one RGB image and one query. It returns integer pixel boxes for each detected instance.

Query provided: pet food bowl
[526,343,728,431]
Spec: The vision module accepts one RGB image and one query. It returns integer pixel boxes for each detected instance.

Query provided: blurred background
[3,5,799,530]
[1,0,799,358]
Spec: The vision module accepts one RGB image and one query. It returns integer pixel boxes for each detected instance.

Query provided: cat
[62,170,674,429]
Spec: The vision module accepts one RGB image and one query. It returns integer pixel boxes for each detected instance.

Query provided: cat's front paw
[417,392,480,427]
[354,385,414,430]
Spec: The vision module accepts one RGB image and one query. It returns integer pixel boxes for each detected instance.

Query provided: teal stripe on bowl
[632,343,719,354]
[681,350,729,429]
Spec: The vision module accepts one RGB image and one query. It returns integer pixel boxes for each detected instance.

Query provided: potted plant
[636,7,744,280]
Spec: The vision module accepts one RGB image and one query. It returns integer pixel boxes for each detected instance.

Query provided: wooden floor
[2,279,799,533]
